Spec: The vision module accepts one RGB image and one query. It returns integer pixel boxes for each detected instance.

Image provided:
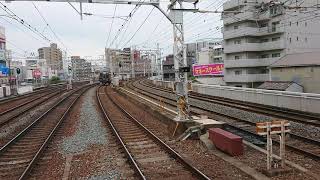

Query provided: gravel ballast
[60,87,107,154]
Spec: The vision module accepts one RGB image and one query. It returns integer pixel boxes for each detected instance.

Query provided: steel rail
[104,86,211,180]
[0,84,92,179]
[136,80,320,143]
[141,80,320,127]
[0,83,65,105]
[129,80,320,161]
[96,86,146,180]
[19,85,92,179]
[0,90,62,128]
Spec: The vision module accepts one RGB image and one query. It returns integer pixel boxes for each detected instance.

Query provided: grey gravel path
[60,87,107,154]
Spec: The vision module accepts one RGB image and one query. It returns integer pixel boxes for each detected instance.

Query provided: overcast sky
[1,0,225,59]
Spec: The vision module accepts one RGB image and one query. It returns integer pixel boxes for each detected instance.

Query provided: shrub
[50,76,60,84]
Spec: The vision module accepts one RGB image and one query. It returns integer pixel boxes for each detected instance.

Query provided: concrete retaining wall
[0,86,11,98]
[17,86,33,94]
[151,80,320,114]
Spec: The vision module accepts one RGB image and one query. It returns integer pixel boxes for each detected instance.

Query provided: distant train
[99,72,111,85]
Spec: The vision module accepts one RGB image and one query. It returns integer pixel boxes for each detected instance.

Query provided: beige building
[270,52,320,94]
[38,43,63,72]
[222,0,320,88]
[71,56,92,81]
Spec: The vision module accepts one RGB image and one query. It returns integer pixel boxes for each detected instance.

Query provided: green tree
[50,76,60,84]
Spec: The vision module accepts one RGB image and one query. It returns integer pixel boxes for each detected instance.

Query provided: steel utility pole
[131,46,135,79]
[156,43,161,80]
[5,0,201,121]
[168,0,198,121]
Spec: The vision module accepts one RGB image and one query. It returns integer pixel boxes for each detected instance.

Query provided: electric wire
[105,4,118,48]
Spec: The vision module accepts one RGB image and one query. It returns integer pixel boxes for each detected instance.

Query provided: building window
[289,22,292,26]
[261,39,269,43]
[272,53,281,57]
[272,37,280,41]
[260,23,268,27]
[234,39,241,44]
[261,54,269,58]
[235,70,242,75]
[305,22,307,27]
[235,56,240,60]
[289,38,292,43]
[272,21,280,32]
[305,37,308,42]
[297,36,299,41]
[297,22,299,26]
[234,25,239,30]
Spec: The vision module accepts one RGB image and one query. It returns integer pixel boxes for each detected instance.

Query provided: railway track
[142,79,320,127]
[0,84,91,179]
[127,79,320,161]
[0,89,64,128]
[97,85,210,179]
[0,85,65,114]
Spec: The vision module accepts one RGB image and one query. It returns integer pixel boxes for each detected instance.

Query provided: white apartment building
[222,0,320,87]
[197,43,224,65]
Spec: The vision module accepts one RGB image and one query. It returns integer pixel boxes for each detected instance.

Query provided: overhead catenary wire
[0,2,51,42]
[31,2,70,53]
[107,4,141,49]
[120,6,155,48]
[0,16,48,46]
[105,4,118,48]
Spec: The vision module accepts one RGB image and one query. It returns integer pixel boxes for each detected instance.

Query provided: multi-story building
[162,55,175,81]
[20,58,49,83]
[269,52,320,93]
[186,40,223,65]
[134,53,152,77]
[71,56,92,81]
[117,48,132,79]
[0,26,7,84]
[222,0,320,88]
[197,43,224,65]
[106,48,133,80]
[38,43,63,75]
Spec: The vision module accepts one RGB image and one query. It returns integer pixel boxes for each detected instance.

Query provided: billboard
[0,65,9,77]
[192,63,224,76]
[32,69,42,78]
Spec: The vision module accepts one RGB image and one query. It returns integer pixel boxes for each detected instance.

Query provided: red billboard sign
[193,63,224,76]
[32,69,42,78]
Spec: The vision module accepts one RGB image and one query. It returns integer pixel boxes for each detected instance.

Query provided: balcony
[223,11,255,25]
[223,26,285,39]
[224,73,269,83]
[223,0,246,11]
[224,40,285,53]
[224,58,279,68]
[163,69,175,74]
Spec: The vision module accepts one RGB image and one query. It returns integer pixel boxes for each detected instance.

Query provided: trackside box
[208,128,243,156]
